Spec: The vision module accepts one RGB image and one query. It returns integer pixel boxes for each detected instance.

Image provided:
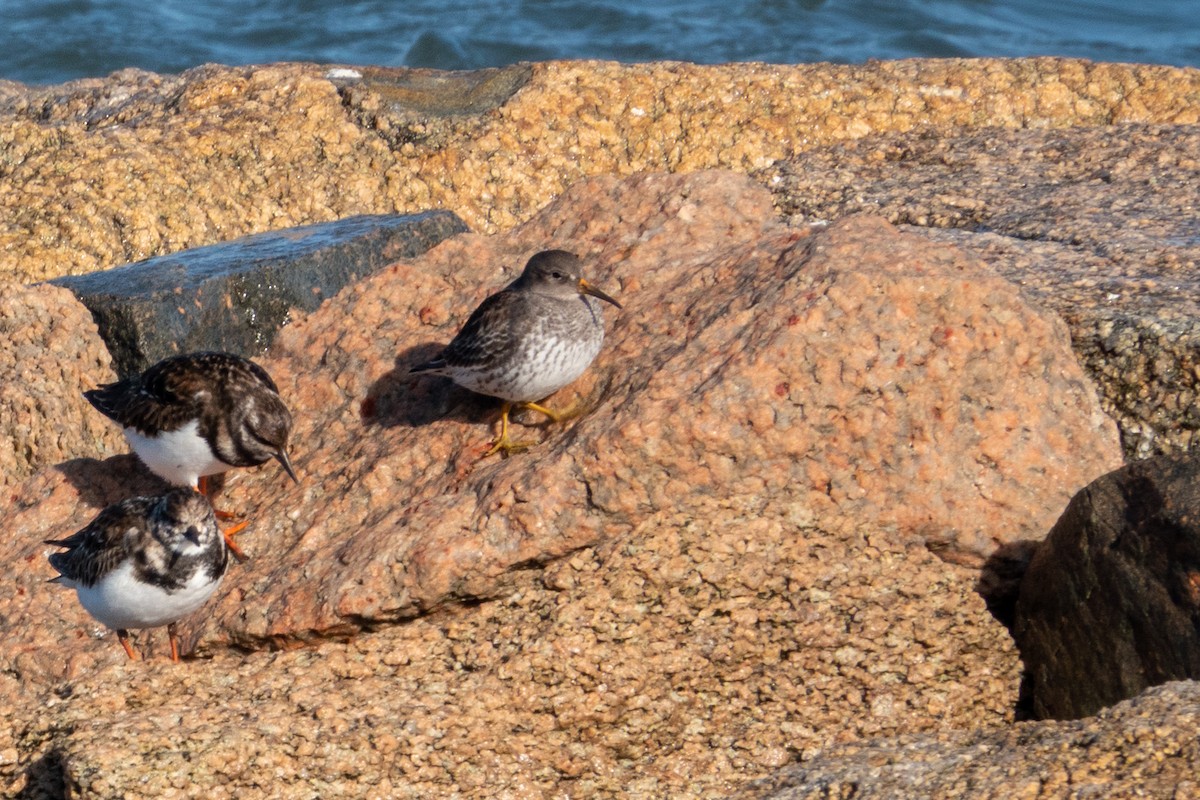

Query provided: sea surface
[1,0,1197,86]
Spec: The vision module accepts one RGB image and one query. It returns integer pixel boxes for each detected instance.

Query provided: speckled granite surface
[2,58,1197,284]
[1,58,1198,798]
[759,122,1200,458]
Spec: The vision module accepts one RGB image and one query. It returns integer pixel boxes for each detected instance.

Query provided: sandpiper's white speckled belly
[74,559,223,631]
[455,314,605,402]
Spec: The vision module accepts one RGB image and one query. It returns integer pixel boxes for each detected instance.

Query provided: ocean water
[1,0,1197,86]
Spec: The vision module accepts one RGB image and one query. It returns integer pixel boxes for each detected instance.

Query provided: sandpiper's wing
[411,289,527,373]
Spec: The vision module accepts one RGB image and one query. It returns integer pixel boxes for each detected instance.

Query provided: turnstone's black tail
[82,381,130,423]
[409,357,447,374]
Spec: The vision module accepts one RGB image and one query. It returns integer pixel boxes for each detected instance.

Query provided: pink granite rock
[0,283,125,491]
[735,681,1200,800]
[0,171,1120,680]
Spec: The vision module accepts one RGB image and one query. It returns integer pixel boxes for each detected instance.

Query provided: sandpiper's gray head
[517,250,621,309]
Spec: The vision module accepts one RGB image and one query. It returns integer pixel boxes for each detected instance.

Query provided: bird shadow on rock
[14,744,66,800]
[976,538,1043,721]
[55,454,173,511]
[361,342,501,431]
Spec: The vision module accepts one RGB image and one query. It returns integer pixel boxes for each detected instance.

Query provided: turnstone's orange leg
[221,519,249,562]
[195,476,249,560]
[117,629,139,661]
[167,622,182,662]
[196,476,238,521]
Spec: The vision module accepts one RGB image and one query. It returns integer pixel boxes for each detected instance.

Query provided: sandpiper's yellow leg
[520,401,563,423]
[480,399,593,458]
[482,402,539,457]
[522,399,593,425]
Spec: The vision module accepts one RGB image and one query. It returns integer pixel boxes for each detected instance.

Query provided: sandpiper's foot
[481,399,589,458]
[482,402,539,457]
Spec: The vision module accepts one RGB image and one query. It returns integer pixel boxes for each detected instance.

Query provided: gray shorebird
[46,488,230,662]
[84,352,298,559]
[410,249,622,456]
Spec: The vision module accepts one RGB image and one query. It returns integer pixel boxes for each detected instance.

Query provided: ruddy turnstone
[46,488,229,661]
[84,351,298,558]
[410,249,621,456]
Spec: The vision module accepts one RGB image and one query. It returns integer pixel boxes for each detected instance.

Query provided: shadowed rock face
[0,171,1124,796]
[0,283,127,488]
[1015,453,1200,721]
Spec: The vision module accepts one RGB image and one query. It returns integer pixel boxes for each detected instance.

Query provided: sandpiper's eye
[551,271,564,279]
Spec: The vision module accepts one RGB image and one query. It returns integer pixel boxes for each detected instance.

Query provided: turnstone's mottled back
[411,249,621,456]
[84,352,298,558]
[46,488,229,661]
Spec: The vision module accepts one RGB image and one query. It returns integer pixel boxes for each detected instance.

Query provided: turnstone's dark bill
[410,249,621,456]
[46,488,229,662]
[84,352,299,559]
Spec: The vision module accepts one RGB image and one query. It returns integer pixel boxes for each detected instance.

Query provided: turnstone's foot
[117,629,139,661]
[220,519,250,563]
[197,475,240,521]
[167,622,182,663]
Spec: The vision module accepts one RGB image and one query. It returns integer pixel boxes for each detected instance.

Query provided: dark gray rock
[332,63,533,151]
[1013,452,1200,720]
[51,211,468,377]
[331,63,533,117]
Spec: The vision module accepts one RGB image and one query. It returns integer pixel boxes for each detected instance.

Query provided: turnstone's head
[154,488,223,554]
[221,383,298,484]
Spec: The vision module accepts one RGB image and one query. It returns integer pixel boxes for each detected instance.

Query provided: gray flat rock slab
[52,210,467,377]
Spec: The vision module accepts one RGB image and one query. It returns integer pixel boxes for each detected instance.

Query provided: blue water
[1,0,1197,86]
